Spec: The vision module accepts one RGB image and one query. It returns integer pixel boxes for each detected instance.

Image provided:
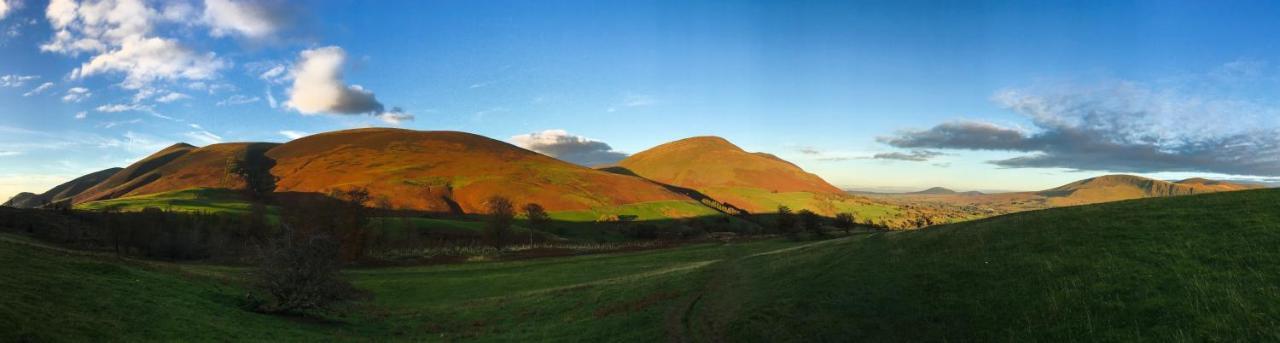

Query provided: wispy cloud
[183,130,223,146]
[278,130,306,140]
[872,150,943,162]
[607,93,657,112]
[155,92,190,103]
[61,87,91,103]
[96,103,152,113]
[22,82,54,96]
[217,94,260,106]
[0,74,38,87]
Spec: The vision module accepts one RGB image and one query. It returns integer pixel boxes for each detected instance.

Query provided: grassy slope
[0,233,795,341]
[718,188,1280,341]
[9,189,1280,341]
[0,237,330,341]
[547,200,722,222]
[714,186,899,219]
[75,188,264,214]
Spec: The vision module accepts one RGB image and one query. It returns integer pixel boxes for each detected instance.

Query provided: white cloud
[40,0,231,92]
[61,86,90,102]
[265,87,277,108]
[216,94,258,106]
[0,0,12,21]
[202,0,282,40]
[510,129,628,166]
[74,111,86,119]
[0,74,38,87]
[183,130,222,145]
[96,103,149,112]
[22,82,54,96]
[76,36,227,89]
[376,107,414,124]
[286,46,386,115]
[155,91,189,103]
[0,151,21,157]
[100,118,140,128]
[278,130,305,140]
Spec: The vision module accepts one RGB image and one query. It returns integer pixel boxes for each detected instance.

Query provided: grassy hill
[617,136,897,218]
[266,128,702,215]
[12,188,1280,340]
[57,128,727,222]
[1036,174,1261,206]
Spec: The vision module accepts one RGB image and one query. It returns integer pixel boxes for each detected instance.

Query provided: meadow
[7,188,1280,341]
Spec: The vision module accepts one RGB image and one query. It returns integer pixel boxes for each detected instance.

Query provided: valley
[7,188,1280,341]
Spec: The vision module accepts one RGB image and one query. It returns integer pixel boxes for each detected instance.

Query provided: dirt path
[666,235,860,342]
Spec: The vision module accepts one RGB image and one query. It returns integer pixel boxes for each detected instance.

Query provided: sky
[4,0,1280,200]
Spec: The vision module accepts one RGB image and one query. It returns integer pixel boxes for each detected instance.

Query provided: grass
[716,186,900,219]
[717,188,1280,341]
[75,188,270,215]
[547,200,723,222]
[9,188,1280,341]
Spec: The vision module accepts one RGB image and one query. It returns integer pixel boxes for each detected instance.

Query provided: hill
[72,143,200,203]
[2,193,38,208]
[8,189,1280,340]
[619,136,841,194]
[264,128,709,216]
[1036,174,1259,206]
[713,188,1280,341]
[2,168,122,208]
[62,129,719,218]
[909,186,956,195]
[617,136,892,217]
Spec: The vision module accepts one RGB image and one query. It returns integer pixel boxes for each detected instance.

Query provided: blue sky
[4,0,1280,200]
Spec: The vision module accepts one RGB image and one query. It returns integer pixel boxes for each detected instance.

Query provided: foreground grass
[8,188,1280,341]
[717,188,1280,341]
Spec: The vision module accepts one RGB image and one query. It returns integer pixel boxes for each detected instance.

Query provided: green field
[716,186,901,219]
[547,200,723,222]
[8,188,1280,341]
[76,188,268,215]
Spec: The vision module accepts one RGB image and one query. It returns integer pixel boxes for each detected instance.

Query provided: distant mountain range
[907,187,985,196]
[854,174,1266,214]
[4,129,893,223]
[4,128,1267,228]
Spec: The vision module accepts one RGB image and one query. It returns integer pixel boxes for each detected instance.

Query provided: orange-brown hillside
[1036,174,1260,206]
[74,143,197,203]
[74,142,279,203]
[265,128,696,213]
[617,136,865,214]
[71,128,701,215]
[618,136,842,194]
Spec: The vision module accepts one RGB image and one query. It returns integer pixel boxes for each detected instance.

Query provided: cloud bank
[879,71,1280,176]
[511,129,628,166]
